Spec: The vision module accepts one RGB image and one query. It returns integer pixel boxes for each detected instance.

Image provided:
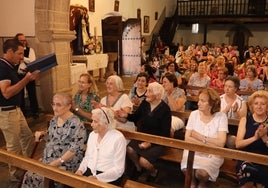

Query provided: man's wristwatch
[59,157,65,164]
[75,107,79,112]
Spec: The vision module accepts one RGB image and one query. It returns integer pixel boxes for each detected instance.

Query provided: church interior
[0,0,268,187]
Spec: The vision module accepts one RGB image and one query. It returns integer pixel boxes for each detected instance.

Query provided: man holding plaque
[0,39,39,182]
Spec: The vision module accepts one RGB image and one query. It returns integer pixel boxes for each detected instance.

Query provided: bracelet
[202,136,207,144]
[59,157,65,164]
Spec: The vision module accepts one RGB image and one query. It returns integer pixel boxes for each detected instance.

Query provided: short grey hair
[53,93,72,105]
[148,82,164,99]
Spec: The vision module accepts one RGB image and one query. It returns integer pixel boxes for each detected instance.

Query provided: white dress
[100,94,136,131]
[180,110,228,181]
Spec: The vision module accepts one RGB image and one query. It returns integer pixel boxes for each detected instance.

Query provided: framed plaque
[114,0,119,12]
[143,16,149,33]
[88,0,95,12]
[137,8,141,19]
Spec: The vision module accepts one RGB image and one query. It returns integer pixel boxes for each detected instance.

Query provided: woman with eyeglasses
[72,73,100,122]
[22,93,86,188]
[76,107,126,185]
[221,76,247,119]
[220,76,247,149]
[236,90,268,188]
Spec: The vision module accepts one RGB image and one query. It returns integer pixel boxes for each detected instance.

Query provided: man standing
[0,39,39,181]
[14,33,39,119]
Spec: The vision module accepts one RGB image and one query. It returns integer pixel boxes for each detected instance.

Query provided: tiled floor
[0,75,239,188]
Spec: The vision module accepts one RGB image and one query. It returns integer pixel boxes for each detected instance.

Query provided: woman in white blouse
[100,75,136,131]
[181,88,228,188]
[75,107,126,185]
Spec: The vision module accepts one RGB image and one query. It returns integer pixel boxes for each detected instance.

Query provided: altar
[70,63,87,85]
[71,54,108,81]
[70,63,87,95]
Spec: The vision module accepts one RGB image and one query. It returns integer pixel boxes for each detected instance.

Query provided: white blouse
[77,129,126,182]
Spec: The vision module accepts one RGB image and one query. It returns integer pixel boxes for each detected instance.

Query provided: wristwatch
[202,136,207,144]
[75,107,79,112]
[59,157,65,164]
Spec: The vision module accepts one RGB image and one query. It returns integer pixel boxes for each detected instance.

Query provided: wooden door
[102,16,122,75]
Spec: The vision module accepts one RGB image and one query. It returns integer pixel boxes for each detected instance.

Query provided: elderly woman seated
[21,93,86,188]
[116,82,171,182]
[75,107,126,186]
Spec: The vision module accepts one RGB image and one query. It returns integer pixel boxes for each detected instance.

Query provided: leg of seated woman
[241,182,255,188]
[256,183,265,188]
[182,168,197,188]
[139,157,157,176]
[127,146,141,171]
[195,169,209,188]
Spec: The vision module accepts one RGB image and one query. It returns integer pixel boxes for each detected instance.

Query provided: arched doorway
[226,24,253,62]
[233,31,245,53]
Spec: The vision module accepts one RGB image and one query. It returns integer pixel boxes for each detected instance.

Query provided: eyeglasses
[78,80,88,85]
[99,108,110,124]
[224,85,235,89]
[51,102,67,108]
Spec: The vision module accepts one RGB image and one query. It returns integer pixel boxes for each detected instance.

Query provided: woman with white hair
[117,82,171,182]
[76,107,126,185]
[99,75,135,131]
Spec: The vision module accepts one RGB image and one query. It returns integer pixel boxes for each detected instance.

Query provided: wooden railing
[185,85,255,102]
[1,129,268,188]
[177,0,268,17]
[118,129,268,188]
[0,148,119,188]
[172,110,240,126]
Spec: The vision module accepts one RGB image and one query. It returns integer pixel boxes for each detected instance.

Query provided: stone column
[35,0,75,113]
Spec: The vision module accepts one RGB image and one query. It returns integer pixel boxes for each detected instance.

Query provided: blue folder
[26,53,58,72]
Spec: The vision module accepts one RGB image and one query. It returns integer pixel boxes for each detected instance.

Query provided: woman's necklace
[253,113,268,123]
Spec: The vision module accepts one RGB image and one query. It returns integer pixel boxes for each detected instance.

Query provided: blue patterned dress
[22,115,86,188]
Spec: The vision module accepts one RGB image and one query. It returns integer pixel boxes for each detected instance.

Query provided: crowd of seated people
[17,42,268,187]
[146,42,267,94]
[133,43,268,186]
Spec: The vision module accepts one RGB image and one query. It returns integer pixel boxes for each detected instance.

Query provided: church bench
[185,85,255,103]
[172,110,240,127]
[117,128,268,188]
[123,179,155,188]
[159,147,237,180]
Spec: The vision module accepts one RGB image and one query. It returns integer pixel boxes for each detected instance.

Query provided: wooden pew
[0,148,154,188]
[1,131,268,188]
[172,110,240,127]
[173,110,240,180]
[0,149,119,188]
[185,85,255,103]
[117,128,268,188]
